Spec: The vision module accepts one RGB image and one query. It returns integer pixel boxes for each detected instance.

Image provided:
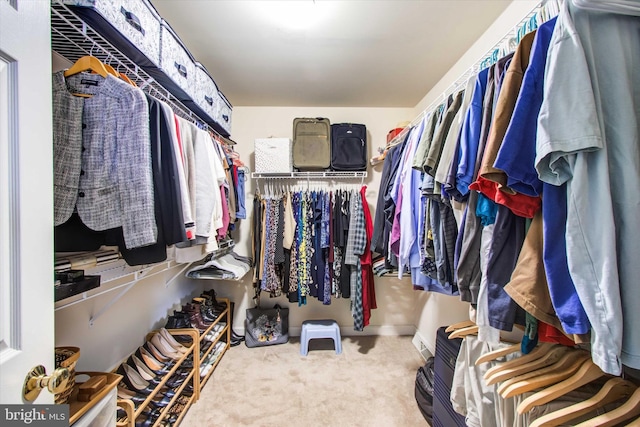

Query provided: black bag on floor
[330,123,367,171]
[415,356,435,424]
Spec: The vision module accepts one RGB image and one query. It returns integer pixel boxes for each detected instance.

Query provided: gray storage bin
[63,0,162,68]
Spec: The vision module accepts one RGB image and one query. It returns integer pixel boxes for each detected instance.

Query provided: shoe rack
[197,298,231,390]
[115,328,199,427]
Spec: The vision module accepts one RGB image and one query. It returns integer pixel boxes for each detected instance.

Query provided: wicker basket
[54,346,80,404]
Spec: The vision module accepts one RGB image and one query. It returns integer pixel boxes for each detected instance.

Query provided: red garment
[469,176,541,218]
[360,186,377,327]
[537,321,576,346]
[173,114,184,163]
[173,115,193,240]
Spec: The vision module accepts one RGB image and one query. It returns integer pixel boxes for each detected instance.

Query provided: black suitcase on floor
[433,327,467,427]
[415,356,435,424]
[330,123,367,171]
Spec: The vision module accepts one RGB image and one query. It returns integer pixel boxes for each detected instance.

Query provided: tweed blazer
[52,71,157,249]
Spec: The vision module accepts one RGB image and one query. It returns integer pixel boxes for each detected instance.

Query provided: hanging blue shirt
[495,17,590,335]
[452,67,490,199]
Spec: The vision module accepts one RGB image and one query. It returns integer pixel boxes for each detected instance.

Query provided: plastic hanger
[475,343,522,366]
[483,343,557,383]
[516,359,606,414]
[486,345,574,385]
[574,386,640,427]
[528,379,636,426]
[499,352,591,399]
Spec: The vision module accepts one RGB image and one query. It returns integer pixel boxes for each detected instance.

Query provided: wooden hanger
[63,55,108,78]
[496,350,588,395]
[475,343,522,365]
[485,344,568,385]
[445,320,476,333]
[448,325,479,340]
[516,359,606,414]
[529,377,636,427]
[118,72,137,87]
[103,63,119,77]
[63,55,108,98]
[574,386,640,427]
[627,416,640,426]
[500,352,591,399]
[483,343,556,380]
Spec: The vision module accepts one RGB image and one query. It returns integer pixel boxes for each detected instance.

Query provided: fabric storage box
[63,0,161,69]
[183,62,220,126]
[215,91,233,136]
[145,19,197,102]
[254,138,293,173]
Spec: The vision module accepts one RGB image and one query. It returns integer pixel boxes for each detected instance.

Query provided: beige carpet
[182,336,428,427]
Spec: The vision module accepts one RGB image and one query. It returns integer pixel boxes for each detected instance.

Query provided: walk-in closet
[1,0,639,426]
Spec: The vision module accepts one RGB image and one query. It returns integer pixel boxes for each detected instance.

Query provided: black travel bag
[415,356,435,424]
[330,123,367,171]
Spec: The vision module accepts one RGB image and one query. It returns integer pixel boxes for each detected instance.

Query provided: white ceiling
[151,0,512,108]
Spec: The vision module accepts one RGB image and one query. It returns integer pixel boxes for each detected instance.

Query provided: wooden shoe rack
[115,329,199,427]
[116,298,230,427]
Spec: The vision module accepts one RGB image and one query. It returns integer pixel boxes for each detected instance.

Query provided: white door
[0,0,55,403]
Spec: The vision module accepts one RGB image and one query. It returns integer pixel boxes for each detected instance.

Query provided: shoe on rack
[190,301,218,323]
[116,364,155,396]
[188,313,210,332]
[202,289,227,310]
[165,373,186,389]
[184,303,214,324]
[165,315,190,330]
[144,342,175,366]
[159,328,189,354]
[128,355,161,386]
[136,347,171,375]
[149,394,173,408]
[117,385,146,405]
[150,333,183,361]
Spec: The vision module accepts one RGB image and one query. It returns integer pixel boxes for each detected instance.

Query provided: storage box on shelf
[60,0,162,69]
[115,329,200,427]
[254,138,293,173]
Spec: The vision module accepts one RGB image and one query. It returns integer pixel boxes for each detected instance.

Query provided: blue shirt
[497,17,590,335]
[494,18,557,198]
[446,67,489,200]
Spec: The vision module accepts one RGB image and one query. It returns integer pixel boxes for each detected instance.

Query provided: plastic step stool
[300,319,342,356]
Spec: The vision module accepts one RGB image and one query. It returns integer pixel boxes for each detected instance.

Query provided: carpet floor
[181,335,428,427]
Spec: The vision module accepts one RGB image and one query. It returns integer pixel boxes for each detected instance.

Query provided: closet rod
[385,1,547,150]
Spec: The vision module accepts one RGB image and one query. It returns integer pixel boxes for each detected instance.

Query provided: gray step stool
[300,319,342,356]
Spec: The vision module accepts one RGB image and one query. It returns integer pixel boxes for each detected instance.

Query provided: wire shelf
[50,0,219,135]
[251,171,367,179]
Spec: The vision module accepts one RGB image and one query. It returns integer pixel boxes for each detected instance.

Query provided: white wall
[53,0,542,368]
[207,106,421,337]
[55,266,207,372]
